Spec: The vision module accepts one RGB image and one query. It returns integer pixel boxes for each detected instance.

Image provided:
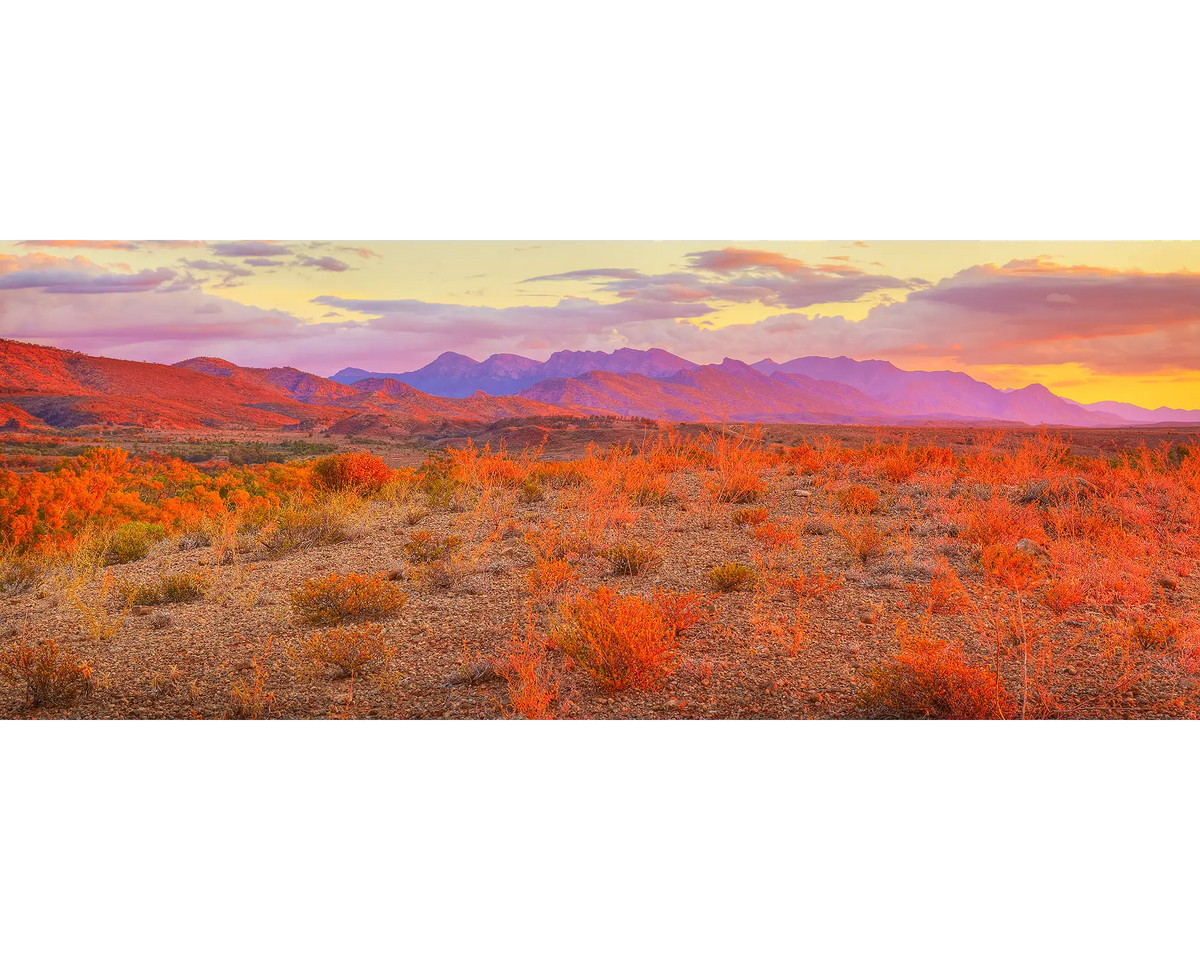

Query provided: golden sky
[2,240,1199,409]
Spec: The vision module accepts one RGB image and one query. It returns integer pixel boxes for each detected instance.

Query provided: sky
[2,240,1199,410]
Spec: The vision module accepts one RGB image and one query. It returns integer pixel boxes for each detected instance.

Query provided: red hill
[0,340,345,430]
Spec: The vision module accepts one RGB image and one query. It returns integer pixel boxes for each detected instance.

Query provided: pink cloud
[296,255,351,273]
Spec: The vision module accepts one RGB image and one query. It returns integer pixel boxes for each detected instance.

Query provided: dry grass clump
[290,572,408,626]
[403,505,431,526]
[228,655,274,719]
[402,530,463,565]
[0,638,94,708]
[707,429,768,504]
[517,476,544,503]
[859,621,1011,719]
[552,586,678,691]
[980,542,1046,591]
[259,502,353,556]
[600,540,662,576]
[407,557,469,593]
[838,518,887,565]
[402,531,469,591]
[1123,613,1188,651]
[293,623,399,678]
[708,562,755,593]
[118,571,206,606]
[419,459,466,509]
[0,555,43,596]
[71,571,129,642]
[149,666,181,697]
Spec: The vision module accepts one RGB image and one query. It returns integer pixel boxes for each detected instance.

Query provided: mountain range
[1,337,1196,437]
[329,348,699,397]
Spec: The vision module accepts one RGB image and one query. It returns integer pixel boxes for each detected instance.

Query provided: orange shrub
[859,621,1012,719]
[904,568,967,614]
[524,557,578,598]
[785,567,843,599]
[496,612,558,719]
[837,485,881,514]
[552,586,678,691]
[652,586,708,635]
[0,638,94,708]
[733,508,769,526]
[290,572,408,625]
[955,497,1042,547]
[311,452,391,494]
[980,543,1046,591]
[1042,577,1086,614]
[748,519,799,549]
[293,623,398,678]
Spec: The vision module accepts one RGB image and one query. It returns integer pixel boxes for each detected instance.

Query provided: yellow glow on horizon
[2,240,1199,409]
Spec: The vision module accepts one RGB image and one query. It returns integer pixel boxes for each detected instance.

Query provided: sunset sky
[2,240,1199,409]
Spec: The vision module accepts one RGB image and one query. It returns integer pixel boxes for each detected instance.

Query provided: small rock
[1064,666,1077,676]
[1159,576,1178,591]
[1015,538,1050,561]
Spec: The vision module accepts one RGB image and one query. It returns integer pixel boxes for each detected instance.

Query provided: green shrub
[103,522,165,566]
[707,562,756,593]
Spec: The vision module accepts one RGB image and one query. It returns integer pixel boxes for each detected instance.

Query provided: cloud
[0,263,177,294]
[244,257,285,267]
[336,246,380,260]
[523,248,915,311]
[0,253,333,365]
[141,241,208,249]
[180,259,254,277]
[208,241,295,258]
[522,268,645,283]
[17,240,139,251]
[295,255,351,273]
[8,248,1198,385]
[639,259,1200,376]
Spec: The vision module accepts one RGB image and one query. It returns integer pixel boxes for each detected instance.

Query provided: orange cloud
[686,247,811,275]
[17,240,139,251]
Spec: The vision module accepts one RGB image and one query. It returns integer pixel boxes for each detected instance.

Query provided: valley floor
[1,424,1197,719]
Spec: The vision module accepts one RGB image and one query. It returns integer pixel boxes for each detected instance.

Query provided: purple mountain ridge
[329,348,698,397]
[323,347,1183,426]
